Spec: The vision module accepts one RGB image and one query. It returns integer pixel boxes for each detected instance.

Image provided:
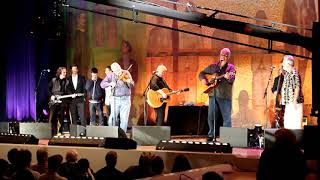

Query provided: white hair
[283,55,294,66]
[156,64,167,73]
[111,62,122,75]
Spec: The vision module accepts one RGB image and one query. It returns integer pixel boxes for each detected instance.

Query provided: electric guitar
[48,93,84,108]
[146,88,189,108]
[202,71,235,94]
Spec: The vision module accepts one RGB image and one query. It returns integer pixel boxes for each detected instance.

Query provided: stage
[0,135,261,179]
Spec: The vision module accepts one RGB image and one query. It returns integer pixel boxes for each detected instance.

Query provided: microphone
[271,66,276,69]
[152,71,156,74]
[42,69,50,72]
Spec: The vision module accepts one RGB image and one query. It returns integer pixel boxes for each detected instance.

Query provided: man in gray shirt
[101,62,134,132]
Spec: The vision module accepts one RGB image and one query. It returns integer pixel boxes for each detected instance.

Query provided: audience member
[14,149,40,179]
[7,148,18,177]
[11,168,36,180]
[171,154,192,173]
[0,159,10,180]
[151,156,164,176]
[39,155,66,180]
[72,158,95,180]
[124,152,153,179]
[95,151,123,180]
[58,149,79,179]
[202,171,223,180]
[31,147,48,174]
[256,128,307,180]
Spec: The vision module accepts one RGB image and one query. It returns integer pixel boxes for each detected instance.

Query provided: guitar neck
[167,91,180,96]
[58,93,84,99]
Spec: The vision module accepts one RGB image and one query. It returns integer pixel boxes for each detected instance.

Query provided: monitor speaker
[70,124,86,137]
[132,126,170,145]
[86,126,126,138]
[220,127,248,148]
[19,123,52,139]
[0,122,9,133]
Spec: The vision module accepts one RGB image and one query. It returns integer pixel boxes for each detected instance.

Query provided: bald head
[219,48,231,67]
[65,149,79,163]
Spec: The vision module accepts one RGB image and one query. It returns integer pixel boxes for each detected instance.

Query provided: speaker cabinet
[220,127,248,148]
[132,126,171,145]
[104,138,137,149]
[19,123,52,139]
[86,126,118,138]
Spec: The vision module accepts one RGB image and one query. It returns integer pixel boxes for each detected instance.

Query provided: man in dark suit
[67,64,86,126]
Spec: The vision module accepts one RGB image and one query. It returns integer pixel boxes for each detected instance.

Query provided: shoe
[207,137,214,141]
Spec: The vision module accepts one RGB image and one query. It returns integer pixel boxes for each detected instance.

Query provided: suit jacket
[67,74,86,103]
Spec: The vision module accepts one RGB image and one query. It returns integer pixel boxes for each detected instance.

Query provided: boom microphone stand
[35,70,48,122]
[142,73,155,126]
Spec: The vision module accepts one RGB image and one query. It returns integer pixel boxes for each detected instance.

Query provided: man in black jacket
[67,64,86,126]
[85,68,105,126]
[48,67,70,135]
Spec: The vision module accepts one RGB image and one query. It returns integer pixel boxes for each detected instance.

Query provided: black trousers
[48,103,69,135]
[69,100,86,126]
[155,103,167,126]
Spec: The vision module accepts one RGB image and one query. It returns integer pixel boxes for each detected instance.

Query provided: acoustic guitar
[202,71,235,94]
[146,88,189,108]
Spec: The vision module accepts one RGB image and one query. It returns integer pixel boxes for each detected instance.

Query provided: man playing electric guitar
[149,65,172,126]
[199,48,236,141]
[48,67,70,135]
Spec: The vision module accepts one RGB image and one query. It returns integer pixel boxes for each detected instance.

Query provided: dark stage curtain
[5,0,37,121]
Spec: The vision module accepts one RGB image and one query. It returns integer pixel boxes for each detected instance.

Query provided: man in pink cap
[199,48,236,141]
[281,55,304,129]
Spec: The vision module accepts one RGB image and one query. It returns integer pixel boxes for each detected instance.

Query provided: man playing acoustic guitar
[149,65,172,126]
[199,48,236,141]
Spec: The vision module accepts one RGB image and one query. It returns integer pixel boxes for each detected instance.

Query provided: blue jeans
[208,96,232,137]
[108,96,131,132]
[89,103,104,126]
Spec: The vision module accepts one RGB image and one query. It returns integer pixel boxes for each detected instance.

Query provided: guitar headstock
[181,88,189,92]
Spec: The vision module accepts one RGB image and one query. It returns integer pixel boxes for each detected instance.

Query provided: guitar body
[146,88,189,108]
[201,71,235,94]
[146,88,170,108]
[202,73,221,94]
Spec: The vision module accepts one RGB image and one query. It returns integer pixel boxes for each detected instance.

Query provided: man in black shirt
[85,68,105,126]
[149,65,171,126]
[199,48,236,141]
[48,67,70,135]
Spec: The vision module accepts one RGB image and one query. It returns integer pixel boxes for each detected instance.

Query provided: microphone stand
[35,70,46,122]
[263,68,274,129]
[142,73,154,126]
